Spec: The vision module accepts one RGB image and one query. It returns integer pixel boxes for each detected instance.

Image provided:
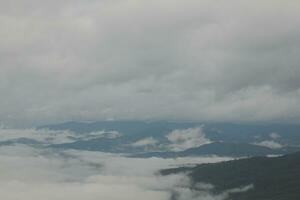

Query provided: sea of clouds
[0,128,241,200]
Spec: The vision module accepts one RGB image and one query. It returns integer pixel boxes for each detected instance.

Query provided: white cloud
[83,130,122,140]
[254,140,283,149]
[269,132,281,140]
[166,127,211,151]
[0,181,169,200]
[131,137,158,147]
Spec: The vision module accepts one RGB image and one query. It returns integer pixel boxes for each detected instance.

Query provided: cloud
[170,184,254,200]
[0,142,234,200]
[1,0,300,126]
[0,128,76,144]
[0,181,168,200]
[131,137,158,147]
[0,128,121,145]
[0,127,236,200]
[254,140,283,149]
[82,130,122,140]
[166,127,211,151]
[269,132,281,140]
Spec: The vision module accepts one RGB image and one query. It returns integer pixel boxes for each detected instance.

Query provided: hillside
[161,152,300,200]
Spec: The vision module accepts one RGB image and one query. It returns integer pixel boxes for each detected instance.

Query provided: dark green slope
[161,152,300,200]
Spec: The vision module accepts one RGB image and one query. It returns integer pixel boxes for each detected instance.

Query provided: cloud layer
[0,141,232,200]
[1,0,300,126]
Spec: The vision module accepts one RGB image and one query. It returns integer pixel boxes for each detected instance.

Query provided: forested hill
[161,152,300,200]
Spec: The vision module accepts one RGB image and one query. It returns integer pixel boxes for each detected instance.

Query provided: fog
[0,128,237,200]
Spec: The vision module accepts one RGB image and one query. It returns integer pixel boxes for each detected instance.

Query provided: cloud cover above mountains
[1,0,300,126]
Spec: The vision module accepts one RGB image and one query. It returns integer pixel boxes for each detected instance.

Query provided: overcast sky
[1,0,300,127]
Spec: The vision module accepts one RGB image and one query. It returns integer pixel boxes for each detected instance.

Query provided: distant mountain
[39,121,195,138]
[39,121,300,146]
[161,152,300,200]
[49,137,127,153]
[40,121,300,156]
[130,142,300,158]
[50,139,300,157]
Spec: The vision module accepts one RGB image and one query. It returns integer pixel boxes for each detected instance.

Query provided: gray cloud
[1,0,300,126]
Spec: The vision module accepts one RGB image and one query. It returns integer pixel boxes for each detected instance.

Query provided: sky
[1,0,300,127]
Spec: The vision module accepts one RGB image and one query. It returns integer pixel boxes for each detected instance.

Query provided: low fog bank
[0,145,234,200]
[0,128,258,200]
